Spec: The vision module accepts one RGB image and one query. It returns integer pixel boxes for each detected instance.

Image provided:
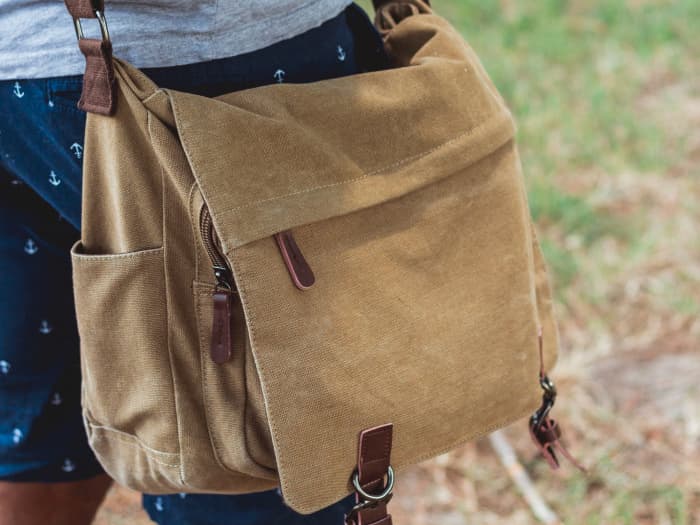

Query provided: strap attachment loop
[73,9,110,42]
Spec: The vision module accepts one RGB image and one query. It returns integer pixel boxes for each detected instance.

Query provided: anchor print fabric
[0,3,388,522]
[0,171,102,481]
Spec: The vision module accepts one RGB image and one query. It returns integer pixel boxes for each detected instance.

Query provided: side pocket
[71,242,178,456]
[193,281,276,479]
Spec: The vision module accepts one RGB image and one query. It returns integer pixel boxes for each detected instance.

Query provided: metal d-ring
[73,9,110,42]
[351,465,395,503]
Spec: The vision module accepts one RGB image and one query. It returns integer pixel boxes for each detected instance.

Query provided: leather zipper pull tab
[529,328,587,473]
[211,289,233,364]
[274,230,315,290]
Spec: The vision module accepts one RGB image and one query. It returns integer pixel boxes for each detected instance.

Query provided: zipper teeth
[199,206,228,271]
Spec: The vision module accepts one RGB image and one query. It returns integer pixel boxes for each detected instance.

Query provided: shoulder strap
[62,0,432,116]
[373,0,430,7]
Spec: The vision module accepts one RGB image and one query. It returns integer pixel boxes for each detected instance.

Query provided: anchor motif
[61,458,76,473]
[51,392,63,406]
[273,69,286,83]
[49,170,62,187]
[154,497,164,512]
[13,82,24,98]
[12,428,23,444]
[70,143,83,159]
[24,238,38,255]
[0,360,10,375]
[39,320,53,335]
[337,45,346,62]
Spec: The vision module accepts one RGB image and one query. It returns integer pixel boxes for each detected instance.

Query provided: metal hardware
[345,465,395,524]
[351,465,395,502]
[530,374,557,431]
[345,498,392,525]
[540,374,557,398]
[73,10,110,42]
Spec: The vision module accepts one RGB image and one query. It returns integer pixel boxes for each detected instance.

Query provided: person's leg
[0,171,111,524]
[0,476,112,525]
[143,492,356,525]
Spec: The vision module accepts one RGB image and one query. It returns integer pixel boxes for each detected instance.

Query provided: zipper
[199,206,315,359]
[200,206,236,364]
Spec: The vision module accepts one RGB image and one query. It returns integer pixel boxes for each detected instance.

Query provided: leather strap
[372,0,430,9]
[64,0,103,20]
[374,0,432,36]
[64,0,116,115]
[346,424,394,525]
[76,38,116,115]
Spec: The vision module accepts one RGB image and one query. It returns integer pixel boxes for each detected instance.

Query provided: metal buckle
[73,9,110,42]
[345,466,395,524]
[530,374,557,430]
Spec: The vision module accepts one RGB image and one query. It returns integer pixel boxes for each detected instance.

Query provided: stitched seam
[194,284,274,477]
[188,183,203,281]
[171,85,509,218]
[92,432,180,468]
[88,424,180,459]
[221,115,507,214]
[142,89,166,105]
[149,111,184,484]
[71,246,164,261]
[225,248,286,492]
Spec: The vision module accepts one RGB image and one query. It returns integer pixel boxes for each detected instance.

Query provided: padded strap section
[77,38,116,115]
[64,0,103,19]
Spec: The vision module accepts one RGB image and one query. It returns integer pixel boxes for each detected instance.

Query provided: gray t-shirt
[0,0,353,80]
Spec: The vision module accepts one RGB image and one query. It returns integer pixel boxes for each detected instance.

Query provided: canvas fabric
[70,4,559,515]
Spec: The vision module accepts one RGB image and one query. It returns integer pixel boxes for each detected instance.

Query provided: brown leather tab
[374,0,432,36]
[77,38,116,115]
[210,290,233,364]
[274,231,315,290]
[347,424,394,525]
[372,0,430,10]
[529,328,587,473]
[64,0,104,19]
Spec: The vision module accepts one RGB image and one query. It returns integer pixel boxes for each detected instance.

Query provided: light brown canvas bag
[64,0,579,521]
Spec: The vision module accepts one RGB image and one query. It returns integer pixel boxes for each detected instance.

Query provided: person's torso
[0,0,353,80]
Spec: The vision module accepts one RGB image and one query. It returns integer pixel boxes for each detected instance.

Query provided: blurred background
[95,1,699,523]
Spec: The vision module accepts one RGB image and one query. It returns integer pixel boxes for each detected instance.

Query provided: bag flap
[163,13,556,513]
[168,14,516,253]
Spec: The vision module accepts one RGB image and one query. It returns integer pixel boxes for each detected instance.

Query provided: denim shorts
[0,4,385,523]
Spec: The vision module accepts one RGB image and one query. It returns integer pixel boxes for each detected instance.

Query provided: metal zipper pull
[274,230,315,290]
[200,205,237,364]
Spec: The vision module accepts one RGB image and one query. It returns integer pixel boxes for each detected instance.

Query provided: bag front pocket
[194,201,276,478]
[71,242,178,457]
[193,279,276,478]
